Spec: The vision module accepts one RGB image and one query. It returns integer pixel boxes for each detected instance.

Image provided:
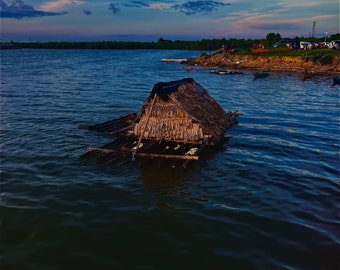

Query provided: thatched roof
[133,78,231,144]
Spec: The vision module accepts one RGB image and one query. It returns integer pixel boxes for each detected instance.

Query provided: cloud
[145,3,172,10]
[83,9,91,15]
[172,1,230,15]
[123,1,148,8]
[108,3,120,14]
[105,0,230,15]
[0,0,67,18]
[276,0,330,9]
[39,0,84,12]
[230,13,339,33]
[234,12,336,26]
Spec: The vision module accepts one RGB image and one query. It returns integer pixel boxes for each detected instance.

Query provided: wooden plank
[137,152,199,160]
[109,126,131,136]
[87,147,199,160]
[87,147,121,154]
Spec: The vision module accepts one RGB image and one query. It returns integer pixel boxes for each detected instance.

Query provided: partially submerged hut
[80,78,240,167]
[132,78,233,144]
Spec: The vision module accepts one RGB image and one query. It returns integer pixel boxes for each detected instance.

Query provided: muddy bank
[185,53,340,76]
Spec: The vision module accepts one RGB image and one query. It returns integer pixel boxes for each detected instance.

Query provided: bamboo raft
[79,78,240,168]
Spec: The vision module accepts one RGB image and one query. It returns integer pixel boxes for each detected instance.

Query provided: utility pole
[312,21,316,38]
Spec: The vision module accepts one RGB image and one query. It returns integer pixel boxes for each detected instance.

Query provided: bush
[319,54,334,65]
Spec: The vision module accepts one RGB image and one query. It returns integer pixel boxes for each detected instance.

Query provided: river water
[1,49,339,270]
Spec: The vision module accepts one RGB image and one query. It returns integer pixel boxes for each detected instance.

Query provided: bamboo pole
[87,147,199,160]
[135,94,157,154]
[137,153,198,160]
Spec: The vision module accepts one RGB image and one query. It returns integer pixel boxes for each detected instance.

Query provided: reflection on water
[141,166,188,192]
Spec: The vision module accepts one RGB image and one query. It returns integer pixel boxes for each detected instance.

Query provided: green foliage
[248,49,339,57]
[319,54,334,65]
[329,33,340,40]
[266,33,281,41]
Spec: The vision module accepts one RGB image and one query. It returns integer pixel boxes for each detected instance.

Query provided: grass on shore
[238,48,340,57]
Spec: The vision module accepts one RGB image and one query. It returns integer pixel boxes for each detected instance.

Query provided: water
[1,49,339,270]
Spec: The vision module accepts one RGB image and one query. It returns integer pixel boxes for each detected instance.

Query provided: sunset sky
[1,0,339,42]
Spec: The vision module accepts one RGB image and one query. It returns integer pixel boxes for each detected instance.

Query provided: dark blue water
[1,49,339,270]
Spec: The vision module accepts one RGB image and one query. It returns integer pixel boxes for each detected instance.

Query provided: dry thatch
[132,78,233,145]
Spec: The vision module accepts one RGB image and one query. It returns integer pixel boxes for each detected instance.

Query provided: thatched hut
[132,78,234,145]
[80,78,240,167]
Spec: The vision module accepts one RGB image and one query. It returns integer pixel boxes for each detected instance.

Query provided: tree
[157,37,165,43]
[266,33,281,41]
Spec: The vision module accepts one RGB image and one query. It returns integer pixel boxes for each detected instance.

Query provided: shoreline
[184,53,340,76]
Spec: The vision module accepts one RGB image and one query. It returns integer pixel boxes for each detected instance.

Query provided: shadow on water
[135,143,227,213]
[137,138,227,186]
[139,164,188,191]
[138,165,193,212]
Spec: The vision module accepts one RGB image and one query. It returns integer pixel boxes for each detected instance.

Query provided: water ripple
[1,49,339,270]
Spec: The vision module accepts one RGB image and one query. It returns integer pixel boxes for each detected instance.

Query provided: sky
[0,0,339,42]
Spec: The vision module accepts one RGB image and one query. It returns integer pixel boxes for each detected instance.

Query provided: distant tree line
[12,38,254,51]
[11,33,340,51]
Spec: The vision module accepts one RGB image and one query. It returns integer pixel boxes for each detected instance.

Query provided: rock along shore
[185,53,340,76]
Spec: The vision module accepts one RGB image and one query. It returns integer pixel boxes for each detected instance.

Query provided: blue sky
[1,0,339,42]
